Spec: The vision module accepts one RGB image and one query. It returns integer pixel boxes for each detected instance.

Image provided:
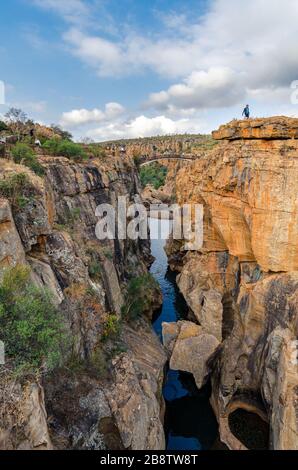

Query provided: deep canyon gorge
[0,117,297,451]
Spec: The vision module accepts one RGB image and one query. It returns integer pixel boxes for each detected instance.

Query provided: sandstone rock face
[213,117,298,141]
[163,321,220,389]
[171,118,298,450]
[108,323,167,450]
[0,199,27,273]
[45,322,166,451]
[175,123,298,272]
[0,380,52,450]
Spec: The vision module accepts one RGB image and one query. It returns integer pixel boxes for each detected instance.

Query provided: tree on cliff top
[50,124,73,141]
[4,107,31,141]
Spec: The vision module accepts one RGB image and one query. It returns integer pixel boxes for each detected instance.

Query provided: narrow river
[149,217,219,451]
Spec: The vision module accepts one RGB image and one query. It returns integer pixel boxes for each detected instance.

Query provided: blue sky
[1,0,298,141]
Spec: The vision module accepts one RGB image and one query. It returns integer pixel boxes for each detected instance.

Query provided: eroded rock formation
[167,117,298,450]
[0,152,166,450]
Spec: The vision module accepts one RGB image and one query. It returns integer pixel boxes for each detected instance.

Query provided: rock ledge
[212,116,298,140]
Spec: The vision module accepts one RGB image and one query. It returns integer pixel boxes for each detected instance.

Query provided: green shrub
[0,121,9,132]
[88,260,102,281]
[11,143,34,163]
[43,138,60,154]
[102,314,122,341]
[11,143,44,176]
[43,139,87,161]
[88,144,106,159]
[140,163,167,189]
[0,265,68,372]
[122,274,160,321]
[0,173,31,210]
[108,343,128,359]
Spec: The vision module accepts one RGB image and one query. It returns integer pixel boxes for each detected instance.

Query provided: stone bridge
[138,154,195,166]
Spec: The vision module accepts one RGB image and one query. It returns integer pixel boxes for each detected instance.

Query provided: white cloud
[63,29,124,76]
[60,1,298,78]
[60,0,298,111]
[31,0,90,25]
[148,67,244,111]
[60,102,125,127]
[30,0,298,133]
[85,114,207,141]
[9,100,47,113]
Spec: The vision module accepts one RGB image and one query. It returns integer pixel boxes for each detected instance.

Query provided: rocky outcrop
[107,323,166,450]
[44,321,166,451]
[213,116,298,141]
[0,380,52,450]
[169,117,298,450]
[0,199,27,273]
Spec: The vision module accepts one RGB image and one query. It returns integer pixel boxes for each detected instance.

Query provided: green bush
[11,143,34,163]
[0,173,31,209]
[0,121,9,132]
[122,274,159,321]
[43,138,60,154]
[43,139,87,161]
[88,144,106,158]
[140,163,167,189]
[102,314,122,341]
[88,260,102,281]
[11,143,44,176]
[0,265,68,372]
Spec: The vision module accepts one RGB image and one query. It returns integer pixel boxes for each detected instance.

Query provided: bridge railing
[139,154,195,165]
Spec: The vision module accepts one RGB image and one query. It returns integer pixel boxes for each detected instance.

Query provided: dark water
[149,218,219,451]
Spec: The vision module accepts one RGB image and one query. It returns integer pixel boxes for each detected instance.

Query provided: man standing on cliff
[242,104,250,119]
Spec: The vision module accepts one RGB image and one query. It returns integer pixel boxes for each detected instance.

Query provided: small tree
[5,107,27,124]
[50,124,73,141]
[5,107,28,140]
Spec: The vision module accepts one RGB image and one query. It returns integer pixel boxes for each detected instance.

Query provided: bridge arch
[139,155,194,167]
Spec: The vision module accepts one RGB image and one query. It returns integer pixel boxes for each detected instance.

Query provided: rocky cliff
[0,152,166,450]
[166,117,298,450]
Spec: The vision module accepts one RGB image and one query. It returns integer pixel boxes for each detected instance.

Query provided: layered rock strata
[166,117,298,450]
[0,152,166,450]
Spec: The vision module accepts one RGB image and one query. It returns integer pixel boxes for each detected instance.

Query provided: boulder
[162,321,220,389]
